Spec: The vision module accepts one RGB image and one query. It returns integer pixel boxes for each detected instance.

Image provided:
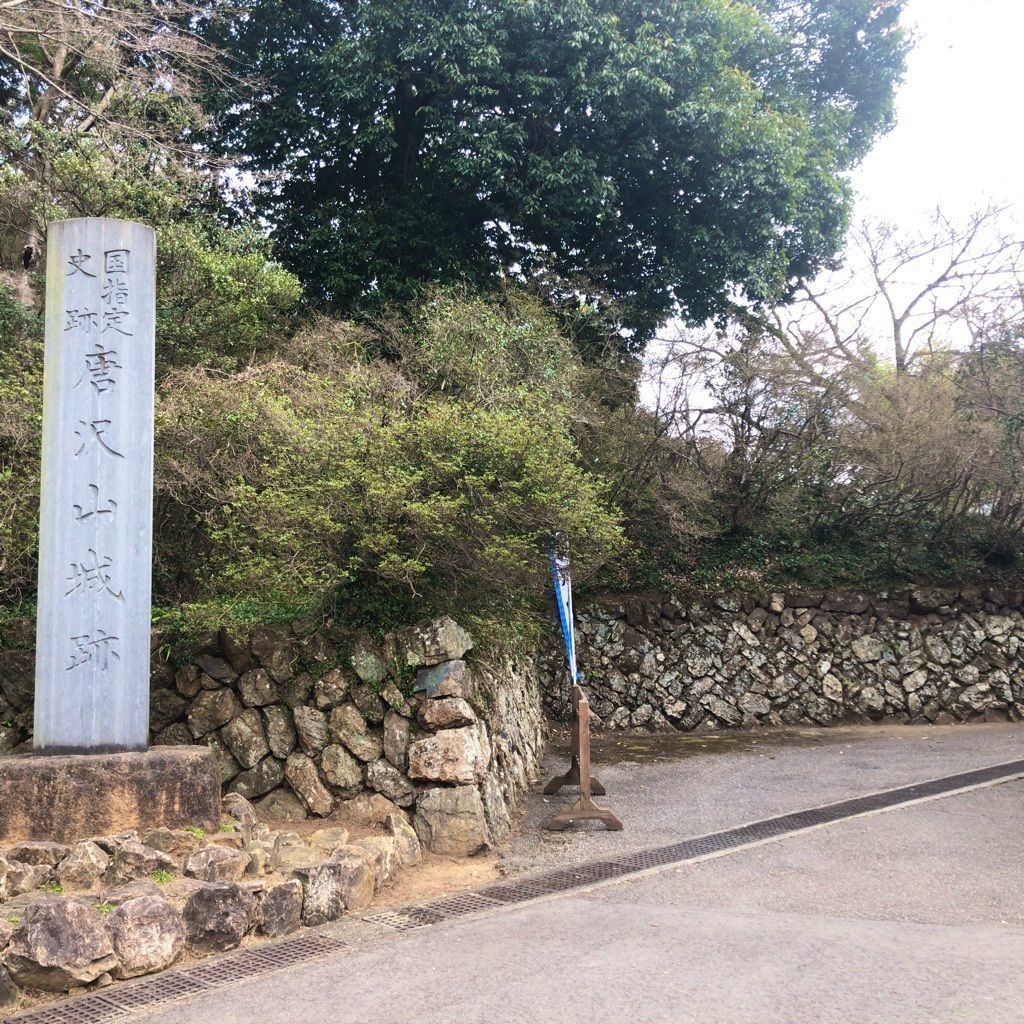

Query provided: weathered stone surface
[255,789,307,822]
[107,843,178,885]
[313,670,350,710]
[383,710,410,772]
[307,828,350,853]
[285,754,334,817]
[184,847,250,883]
[0,920,13,952]
[293,706,330,755]
[407,727,490,784]
[262,705,297,760]
[152,723,193,747]
[100,881,163,907]
[351,684,387,725]
[196,655,237,684]
[328,705,382,762]
[182,884,256,953]
[222,793,258,829]
[0,650,35,709]
[219,627,255,674]
[0,966,15,1009]
[291,862,350,925]
[188,689,241,738]
[221,709,270,770]
[351,836,396,889]
[105,895,184,979]
[413,660,474,700]
[205,732,242,785]
[2,857,49,897]
[379,682,412,717]
[55,841,110,891]
[417,696,476,730]
[279,672,314,708]
[350,635,386,685]
[321,850,375,912]
[238,669,279,708]
[851,636,884,663]
[320,744,364,791]
[229,756,285,800]
[413,786,490,857]
[150,689,190,734]
[400,618,474,667]
[366,759,415,807]
[4,898,118,991]
[336,793,406,827]
[387,813,421,868]
[258,880,303,937]
[250,626,296,683]
[140,829,202,861]
[4,842,69,867]
[271,837,321,873]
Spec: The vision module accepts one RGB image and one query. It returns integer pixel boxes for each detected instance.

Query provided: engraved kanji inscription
[72,484,117,521]
[74,342,121,394]
[74,419,124,459]
[67,249,96,278]
[104,249,130,274]
[66,630,121,672]
[65,548,125,602]
[64,309,99,333]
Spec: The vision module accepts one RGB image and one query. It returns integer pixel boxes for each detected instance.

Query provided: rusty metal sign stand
[544,683,623,831]
[543,535,622,832]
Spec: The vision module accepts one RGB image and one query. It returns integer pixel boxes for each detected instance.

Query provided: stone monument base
[0,747,220,844]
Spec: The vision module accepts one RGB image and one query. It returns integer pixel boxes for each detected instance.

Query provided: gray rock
[351,837,396,889]
[0,966,15,1009]
[284,753,334,817]
[413,660,474,699]
[219,627,255,674]
[313,669,350,710]
[350,635,386,685]
[320,851,375,913]
[221,708,271,769]
[414,786,490,857]
[195,654,237,684]
[258,880,303,938]
[55,842,109,891]
[205,731,243,785]
[149,689,189,734]
[383,710,410,771]
[399,618,473,667]
[336,793,406,827]
[105,895,184,979]
[183,883,257,953]
[262,704,297,759]
[387,813,421,869]
[152,722,193,747]
[366,759,415,807]
[852,636,884,663]
[254,789,307,822]
[290,862,349,925]
[250,626,295,683]
[175,665,202,699]
[0,920,12,952]
[184,847,250,883]
[293,706,330,755]
[307,828,350,853]
[3,898,118,991]
[320,744,364,791]
[238,669,279,708]
[329,705,382,762]
[187,689,241,738]
[407,726,491,784]
[100,881,163,908]
[379,681,413,717]
[418,696,476,730]
[107,843,177,885]
[229,756,285,800]
[271,837,321,873]
[222,793,258,829]
[351,683,387,725]
[3,842,69,867]
[279,672,314,708]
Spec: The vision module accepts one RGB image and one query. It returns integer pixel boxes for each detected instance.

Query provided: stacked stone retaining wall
[0,617,545,858]
[541,587,1024,730]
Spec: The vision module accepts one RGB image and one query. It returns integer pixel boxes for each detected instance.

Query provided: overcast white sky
[852,0,1022,224]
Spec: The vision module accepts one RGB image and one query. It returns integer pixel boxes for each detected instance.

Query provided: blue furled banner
[549,537,579,683]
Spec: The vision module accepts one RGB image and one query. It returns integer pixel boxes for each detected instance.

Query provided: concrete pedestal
[0,747,219,844]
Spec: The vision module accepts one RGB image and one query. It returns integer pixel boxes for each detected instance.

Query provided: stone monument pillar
[0,218,219,842]
[34,218,155,753]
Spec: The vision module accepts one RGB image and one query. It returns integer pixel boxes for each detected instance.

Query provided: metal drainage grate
[4,934,349,1024]
[369,757,1024,929]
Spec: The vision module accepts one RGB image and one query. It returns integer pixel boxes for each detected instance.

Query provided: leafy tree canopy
[211,0,907,342]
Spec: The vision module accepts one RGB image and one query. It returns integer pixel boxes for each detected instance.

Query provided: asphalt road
[123,723,1024,1023]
